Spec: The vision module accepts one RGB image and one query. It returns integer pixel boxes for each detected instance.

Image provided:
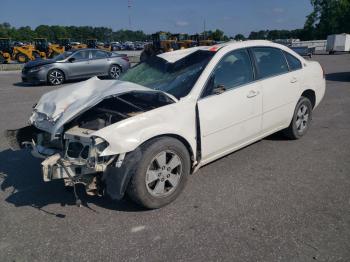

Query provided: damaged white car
[6,41,326,209]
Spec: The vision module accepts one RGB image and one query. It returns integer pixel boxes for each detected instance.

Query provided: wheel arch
[301,89,316,108]
[141,133,195,168]
[103,133,195,201]
[110,63,122,71]
[47,68,66,83]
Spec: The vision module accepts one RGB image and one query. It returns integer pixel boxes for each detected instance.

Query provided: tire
[47,69,65,85]
[127,137,191,209]
[0,54,6,64]
[283,96,313,140]
[108,64,121,79]
[16,53,28,63]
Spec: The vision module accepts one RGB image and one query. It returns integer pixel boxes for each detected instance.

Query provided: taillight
[122,56,129,62]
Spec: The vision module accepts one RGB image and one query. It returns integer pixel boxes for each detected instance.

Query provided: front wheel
[108,64,121,79]
[127,137,191,209]
[16,53,29,63]
[283,96,313,139]
[47,69,65,85]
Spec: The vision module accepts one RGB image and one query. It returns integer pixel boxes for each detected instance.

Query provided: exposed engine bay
[6,90,174,202]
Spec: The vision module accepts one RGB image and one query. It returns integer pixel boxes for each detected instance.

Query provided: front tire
[108,64,121,79]
[47,69,65,85]
[127,137,191,209]
[283,96,313,139]
[16,53,29,63]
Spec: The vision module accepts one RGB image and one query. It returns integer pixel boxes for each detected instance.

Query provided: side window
[71,51,89,61]
[203,49,254,97]
[252,47,289,78]
[91,50,108,59]
[284,51,302,71]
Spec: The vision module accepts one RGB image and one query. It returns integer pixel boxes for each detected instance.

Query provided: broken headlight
[91,137,109,155]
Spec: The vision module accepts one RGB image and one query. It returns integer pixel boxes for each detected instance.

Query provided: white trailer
[326,34,350,54]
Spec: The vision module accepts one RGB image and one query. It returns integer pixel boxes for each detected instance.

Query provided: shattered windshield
[119,50,215,99]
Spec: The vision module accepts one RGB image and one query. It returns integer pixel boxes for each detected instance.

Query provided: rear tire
[108,64,121,79]
[127,137,191,209]
[283,96,313,140]
[0,54,6,64]
[47,69,65,85]
[16,53,28,63]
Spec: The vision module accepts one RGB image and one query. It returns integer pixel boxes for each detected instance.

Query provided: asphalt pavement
[0,54,349,262]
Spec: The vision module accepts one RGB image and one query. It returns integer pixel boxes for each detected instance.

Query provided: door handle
[247,90,260,98]
[290,77,298,83]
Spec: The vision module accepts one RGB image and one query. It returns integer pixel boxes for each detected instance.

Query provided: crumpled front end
[6,81,177,199]
[5,125,118,196]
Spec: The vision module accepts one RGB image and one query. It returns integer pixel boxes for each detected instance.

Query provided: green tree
[234,34,245,41]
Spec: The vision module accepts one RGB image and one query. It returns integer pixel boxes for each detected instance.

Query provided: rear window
[252,47,289,79]
[91,50,108,59]
[284,51,302,71]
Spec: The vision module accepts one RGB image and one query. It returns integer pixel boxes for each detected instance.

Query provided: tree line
[236,0,350,41]
[0,0,349,42]
[0,23,149,42]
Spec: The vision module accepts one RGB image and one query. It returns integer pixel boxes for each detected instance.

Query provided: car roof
[157,40,288,63]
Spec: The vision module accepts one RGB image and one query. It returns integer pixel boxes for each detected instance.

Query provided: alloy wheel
[296,104,309,132]
[110,65,121,79]
[49,70,64,85]
[145,150,183,197]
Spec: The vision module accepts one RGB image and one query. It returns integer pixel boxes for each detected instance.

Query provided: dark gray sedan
[22,49,130,85]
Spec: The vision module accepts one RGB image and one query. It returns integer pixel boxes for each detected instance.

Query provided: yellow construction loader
[171,33,196,49]
[190,34,215,46]
[34,38,65,59]
[140,32,178,61]
[86,39,111,51]
[0,38,37,63]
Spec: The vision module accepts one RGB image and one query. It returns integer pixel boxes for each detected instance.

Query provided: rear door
[197,48,262,161]
[89,50,109,75]
[66,50,91,78]
[250,47,301,132]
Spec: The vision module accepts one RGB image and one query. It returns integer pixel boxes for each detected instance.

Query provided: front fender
[92,101,197,158]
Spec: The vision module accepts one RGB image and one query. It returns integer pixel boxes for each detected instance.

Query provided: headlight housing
[91,137,109,155]
[29,66,47,73]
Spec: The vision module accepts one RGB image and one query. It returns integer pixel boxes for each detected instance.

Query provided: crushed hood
[30,77,175,136]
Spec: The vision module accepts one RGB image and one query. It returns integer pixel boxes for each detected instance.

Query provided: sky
[1,0,313,36]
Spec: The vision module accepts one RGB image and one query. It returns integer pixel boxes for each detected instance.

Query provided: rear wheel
[108,64,121,79]
[283,96,313,139]
[16,53,28,63]
[127,137,191,209]
[0,54,6,64]
[47,69,65,85]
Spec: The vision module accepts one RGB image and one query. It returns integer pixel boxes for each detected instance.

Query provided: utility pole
[128,0,132,30]
[203,19,206,37]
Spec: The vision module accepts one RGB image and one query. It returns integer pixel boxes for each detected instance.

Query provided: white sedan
[7,40,326,209]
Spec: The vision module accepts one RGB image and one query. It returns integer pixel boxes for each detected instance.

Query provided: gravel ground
[0,54,349,262]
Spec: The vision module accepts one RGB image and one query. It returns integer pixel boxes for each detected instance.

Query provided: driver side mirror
[68,57,75,63]
[213,84,226,95]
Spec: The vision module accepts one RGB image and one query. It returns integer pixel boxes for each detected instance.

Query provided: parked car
[290,46,315,58]
[8,41,325,209]
[21,48,130,85]
[123,41,135,50]
[134,41,145,50]
[110,42,122,51]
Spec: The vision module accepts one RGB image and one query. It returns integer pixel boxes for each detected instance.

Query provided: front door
[197,48,262,162]
[66,50,91,78]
